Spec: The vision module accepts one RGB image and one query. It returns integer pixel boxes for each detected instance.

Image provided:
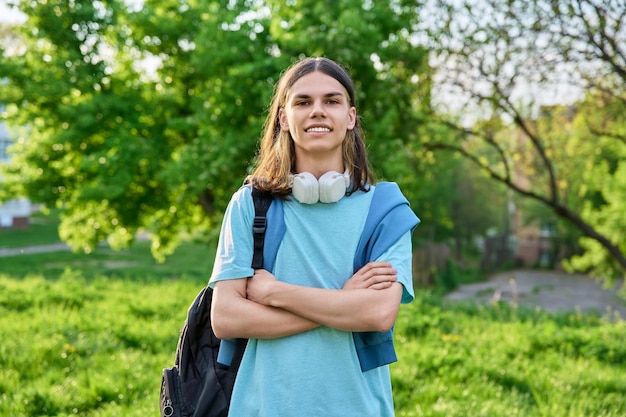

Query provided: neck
[294,153,344,179]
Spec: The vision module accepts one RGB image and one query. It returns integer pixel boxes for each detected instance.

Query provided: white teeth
[306,127,331,133]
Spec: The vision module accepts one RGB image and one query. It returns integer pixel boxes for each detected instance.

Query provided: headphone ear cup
[318,171,348,203]
[291,172,319,204]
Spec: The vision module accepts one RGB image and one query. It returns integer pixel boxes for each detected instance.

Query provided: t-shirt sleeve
[376,231,414,304]
[208,186,255,287]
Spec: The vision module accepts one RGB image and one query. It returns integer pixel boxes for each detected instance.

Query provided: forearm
[261,281,403,333]
[211,280,319,340]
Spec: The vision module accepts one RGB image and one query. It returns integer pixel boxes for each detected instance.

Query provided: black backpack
[159,188,273,417]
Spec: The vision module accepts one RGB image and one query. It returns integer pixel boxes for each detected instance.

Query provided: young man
[210,57,419,416]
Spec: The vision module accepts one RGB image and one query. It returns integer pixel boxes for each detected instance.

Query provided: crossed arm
[211,262,403,340]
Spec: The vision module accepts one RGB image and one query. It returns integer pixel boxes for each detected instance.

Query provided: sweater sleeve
[375,231,414,304]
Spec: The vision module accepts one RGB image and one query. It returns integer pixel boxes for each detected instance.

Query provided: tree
[418,0,626,281]
[1,0,440,260]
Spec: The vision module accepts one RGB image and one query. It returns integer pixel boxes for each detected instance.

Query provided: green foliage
[2,0,624,279]
[429,156,507,245]
[1,0,445,262]
[433,259,486,292]
[567,160,626,282]
[0,0,511,265]
[418,0,626,279]
[560,95,626,281]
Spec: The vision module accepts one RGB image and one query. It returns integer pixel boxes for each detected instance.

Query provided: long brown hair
[247,57,374,196]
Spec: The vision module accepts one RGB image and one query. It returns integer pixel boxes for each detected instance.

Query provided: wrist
[266,280,289,308]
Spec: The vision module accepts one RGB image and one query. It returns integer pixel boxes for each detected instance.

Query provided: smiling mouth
[306,127,332,133]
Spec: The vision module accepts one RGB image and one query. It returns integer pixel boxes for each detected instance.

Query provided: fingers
[360,262,397,280]
[345,262,397,290]
[366,281,395,290]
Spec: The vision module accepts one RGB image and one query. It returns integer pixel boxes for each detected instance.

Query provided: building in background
[0,116,31,229]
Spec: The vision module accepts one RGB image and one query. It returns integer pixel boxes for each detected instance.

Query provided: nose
[310,100,326,117]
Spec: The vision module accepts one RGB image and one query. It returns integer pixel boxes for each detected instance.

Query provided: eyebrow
[291,92,347,100]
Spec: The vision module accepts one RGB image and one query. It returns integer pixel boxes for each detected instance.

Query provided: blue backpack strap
[263,198,285,272]
[218,189,284,368]
[353,182,420,372]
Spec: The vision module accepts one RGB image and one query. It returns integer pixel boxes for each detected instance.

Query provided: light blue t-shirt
[209,185,414,417]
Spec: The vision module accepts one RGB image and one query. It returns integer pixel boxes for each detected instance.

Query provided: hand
[246,269,278,306]
[343,262,397,291]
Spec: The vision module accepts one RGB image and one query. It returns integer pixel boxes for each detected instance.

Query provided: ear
[347,106,357,130]
[278,107,290,131]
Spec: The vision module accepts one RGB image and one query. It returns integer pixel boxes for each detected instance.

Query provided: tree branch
[581,0,626,84]
[588,126,626,145]
[480,77,560,205]
[438,118,512,183]
[426,141,626,271]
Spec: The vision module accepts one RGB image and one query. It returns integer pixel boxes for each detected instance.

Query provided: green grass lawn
[0,238,215,281]
[0,241,624,417]
[392,297,625,417]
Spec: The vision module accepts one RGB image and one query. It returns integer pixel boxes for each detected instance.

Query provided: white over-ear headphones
[290,170,350,204]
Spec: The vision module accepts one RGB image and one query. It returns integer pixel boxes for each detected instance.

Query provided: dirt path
[445,269,626,319]
[0,243,71,257]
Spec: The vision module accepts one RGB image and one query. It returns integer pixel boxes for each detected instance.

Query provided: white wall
[0,116,32,228]
[0,198,31,227]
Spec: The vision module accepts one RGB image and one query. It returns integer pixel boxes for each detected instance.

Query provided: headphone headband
[290,170,350,204]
